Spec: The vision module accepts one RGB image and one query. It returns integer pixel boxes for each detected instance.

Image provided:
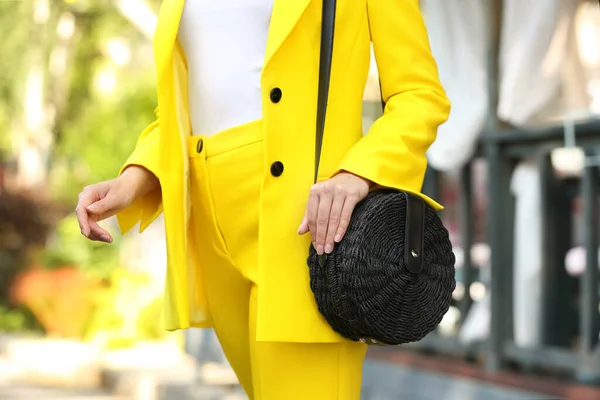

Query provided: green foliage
[0,304,42,334]
[43,214,122,279]
[0,0,158,200]
[0,108,9,152]
[0,0,164,342]
[50,1,158,204]
[0,1,29,152]
[0,306,26,332]
[52,80,156,202]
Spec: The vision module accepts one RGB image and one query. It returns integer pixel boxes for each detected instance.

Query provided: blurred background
[1,0,600,399]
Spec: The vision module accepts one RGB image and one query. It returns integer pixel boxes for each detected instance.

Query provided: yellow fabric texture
[185,122,366,399]
[116,0,451,342]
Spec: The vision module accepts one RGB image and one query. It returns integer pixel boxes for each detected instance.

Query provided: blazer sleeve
[115,106,163,235]
[336,0,450,209]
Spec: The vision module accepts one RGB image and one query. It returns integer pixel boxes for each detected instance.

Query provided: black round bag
[307,189,456,345]
[308,0,456,345]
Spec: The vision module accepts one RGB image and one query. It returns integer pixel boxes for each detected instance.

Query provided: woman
[75,0,450,398]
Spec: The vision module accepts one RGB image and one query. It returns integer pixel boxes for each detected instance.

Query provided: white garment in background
[422,0,588,171]
[498,0,587,124]
[459,293,490,344]
[510,162,542,348]
[177,0,273,136]
[421,0,488,172]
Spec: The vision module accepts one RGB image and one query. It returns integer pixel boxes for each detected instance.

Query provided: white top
[177,0,273,136]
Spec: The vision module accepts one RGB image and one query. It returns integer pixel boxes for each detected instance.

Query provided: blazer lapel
[154,0,185,77]
[264,0,312,71]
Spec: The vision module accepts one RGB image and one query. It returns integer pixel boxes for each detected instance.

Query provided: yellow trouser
[186,120,367,400]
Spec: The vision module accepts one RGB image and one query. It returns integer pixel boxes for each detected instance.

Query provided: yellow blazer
[116,0,450,343]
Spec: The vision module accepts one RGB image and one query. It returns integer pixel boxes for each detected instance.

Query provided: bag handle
[314,0,337,184]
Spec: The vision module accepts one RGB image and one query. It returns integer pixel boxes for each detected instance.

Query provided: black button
[196,138,204,153]
[270,161,284,177]
[270,88,282,103]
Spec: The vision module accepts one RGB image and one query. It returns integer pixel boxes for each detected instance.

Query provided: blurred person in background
[75,0,449,399]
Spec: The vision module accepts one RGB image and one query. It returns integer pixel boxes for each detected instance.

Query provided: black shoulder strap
[315,0,386,182]
[314,0,337,184]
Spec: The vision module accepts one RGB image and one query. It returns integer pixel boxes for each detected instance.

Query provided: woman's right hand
[75,166,159,243]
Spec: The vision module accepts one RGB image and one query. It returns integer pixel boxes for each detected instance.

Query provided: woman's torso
[152,0,447,342]
[177,0,274,136]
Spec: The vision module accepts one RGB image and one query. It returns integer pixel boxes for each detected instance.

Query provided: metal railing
[403,120,600,382]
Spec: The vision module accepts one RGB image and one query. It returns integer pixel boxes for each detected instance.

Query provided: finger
[306,189,320,246]
[325,194,345,254]
[87,196,117,222]
[75,206,89,238]
[88,220,113,243]
[315,188,333,255]
[298,210,309,235]
[76,190,97,237]
[335,194,359,243]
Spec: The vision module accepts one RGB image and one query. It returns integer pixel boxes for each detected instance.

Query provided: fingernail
[334,235,342,243]
[101,235,111,243]
[325,244,332,254]
[81,230,89,237]
[317,245,324,255]
[86,205,96,212]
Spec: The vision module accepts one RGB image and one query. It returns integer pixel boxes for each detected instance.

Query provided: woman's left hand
[298,171,371,255]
